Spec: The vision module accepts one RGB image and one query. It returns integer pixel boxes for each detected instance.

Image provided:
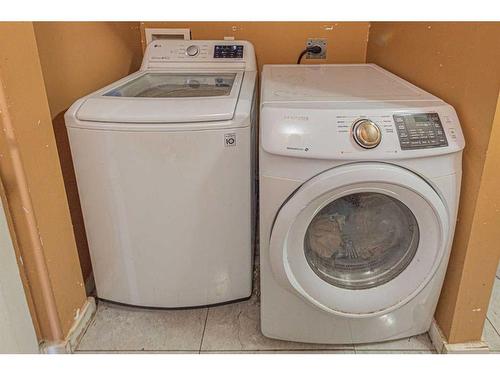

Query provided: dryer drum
[304,192,420,290]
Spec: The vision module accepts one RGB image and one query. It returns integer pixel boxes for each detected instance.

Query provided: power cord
[297,45,323,64]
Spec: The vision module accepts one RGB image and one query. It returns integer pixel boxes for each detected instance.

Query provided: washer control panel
[142,40,256,70]
[394,113,448,150]
[214,45,244,58]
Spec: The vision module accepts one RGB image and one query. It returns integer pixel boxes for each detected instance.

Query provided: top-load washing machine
[259,64,465,344]
[65,40,257,308]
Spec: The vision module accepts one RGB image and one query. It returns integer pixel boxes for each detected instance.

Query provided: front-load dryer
[65,40,257,308]
[259,64,465,344]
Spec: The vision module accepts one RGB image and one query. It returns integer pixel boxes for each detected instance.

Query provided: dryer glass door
[268,163,449,317]
[304,192,419,290]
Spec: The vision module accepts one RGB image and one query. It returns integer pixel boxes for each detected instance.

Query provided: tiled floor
[76,260,437,354]
[482,267,500,353]
[76,298,435,354]
[74,259,500,354]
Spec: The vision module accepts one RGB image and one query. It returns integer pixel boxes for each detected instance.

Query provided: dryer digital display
[394,112,448,150]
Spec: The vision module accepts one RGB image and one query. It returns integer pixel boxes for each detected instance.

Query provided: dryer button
[353,119,382,149]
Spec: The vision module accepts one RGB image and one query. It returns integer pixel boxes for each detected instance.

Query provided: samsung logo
[284,115,309,121]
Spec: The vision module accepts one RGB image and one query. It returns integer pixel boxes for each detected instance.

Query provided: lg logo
[224,133,236,147]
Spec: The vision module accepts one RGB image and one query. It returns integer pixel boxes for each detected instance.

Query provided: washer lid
[76,71,243,123]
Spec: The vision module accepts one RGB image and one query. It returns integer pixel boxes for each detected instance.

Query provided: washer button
[186,45,199,57]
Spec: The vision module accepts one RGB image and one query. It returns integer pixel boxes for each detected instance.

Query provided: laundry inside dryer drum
[304,192,420,290]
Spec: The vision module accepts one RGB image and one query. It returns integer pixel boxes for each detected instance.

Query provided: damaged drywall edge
[66,296,96,352]
[39,296,96,354]
[429,319,489,354]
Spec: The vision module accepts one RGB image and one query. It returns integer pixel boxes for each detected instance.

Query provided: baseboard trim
[39,296,96,354]
[429,319,489,353]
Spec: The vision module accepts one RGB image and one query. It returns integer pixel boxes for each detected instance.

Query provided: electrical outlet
[306,38,327,59]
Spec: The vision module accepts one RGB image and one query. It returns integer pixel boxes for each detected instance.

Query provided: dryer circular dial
[353,119,382,149]
[186,45,199,57]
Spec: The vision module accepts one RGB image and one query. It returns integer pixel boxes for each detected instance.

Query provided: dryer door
[269,162,449,317]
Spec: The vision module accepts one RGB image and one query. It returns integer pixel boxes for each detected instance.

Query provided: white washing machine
[259,64,465,344]
[65,40,257,308]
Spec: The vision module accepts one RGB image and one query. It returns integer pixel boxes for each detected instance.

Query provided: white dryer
[65,40,257,308]
[259,64,465,344]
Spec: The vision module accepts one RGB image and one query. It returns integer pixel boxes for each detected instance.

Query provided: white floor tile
[76,301,207,352]
[201,350,355,354]
[200,294,353,352]
[75,350,198,354]
[487,278,500,332]
[355,350,435,354]
[354,333,435,352]
[482,319,500,352]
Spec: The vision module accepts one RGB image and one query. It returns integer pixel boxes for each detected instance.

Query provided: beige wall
[0,22,87,340]
[33,22,143,283]
[34,22,143,118]
[367,22,500,343]
[140,22,370,69]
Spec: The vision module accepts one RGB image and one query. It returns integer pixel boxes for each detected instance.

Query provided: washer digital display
[394,113,448,150]
[214,45,244,58]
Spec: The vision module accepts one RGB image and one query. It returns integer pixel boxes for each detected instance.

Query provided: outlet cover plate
[306,38,327,59]
[145,28,191,44]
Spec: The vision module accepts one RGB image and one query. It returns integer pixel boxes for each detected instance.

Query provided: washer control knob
[186,45,199,57]
[353,119,382,149]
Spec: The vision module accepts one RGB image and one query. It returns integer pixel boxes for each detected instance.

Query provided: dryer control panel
[260,104,465,161]
[393,113,448,150]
